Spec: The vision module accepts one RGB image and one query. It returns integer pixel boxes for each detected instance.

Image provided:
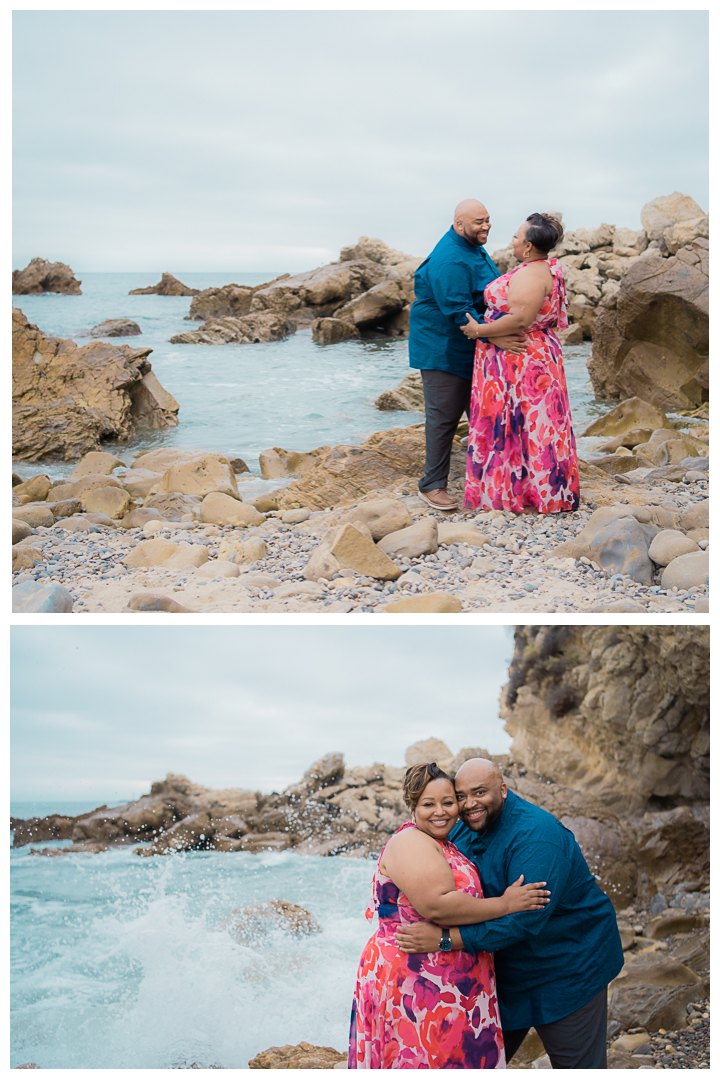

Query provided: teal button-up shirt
[450,789,624,1030]
[408,227,500,380]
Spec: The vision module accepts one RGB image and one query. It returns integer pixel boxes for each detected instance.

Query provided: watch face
[440,939,452,951]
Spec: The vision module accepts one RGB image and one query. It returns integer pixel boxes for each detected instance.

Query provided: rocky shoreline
[11,627,710,1070]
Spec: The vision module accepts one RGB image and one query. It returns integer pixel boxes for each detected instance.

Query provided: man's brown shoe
[418,489,459,511]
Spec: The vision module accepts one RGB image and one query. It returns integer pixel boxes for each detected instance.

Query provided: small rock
[330,524,401,581]
[12,505,55,529]
[12,520,33,545]
[378,518,438,559]
[648,529,699,566]
[68,451,127,478]
[119,507,169,530]
[80,318,142,338]
[661,551,709,591]
[282,509,311,525]
[12,474,52,501]
[195,559,240,578]
[273,580,325,598]
[200,491,264,527]
[383,593,463,613]
[83,485,133,520]
[126,593,194,612]
[124,538,180,568]
[437,523,490,547]
[164,543,209,570]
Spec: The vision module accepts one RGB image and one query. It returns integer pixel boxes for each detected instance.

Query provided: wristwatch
[440,928,452,951]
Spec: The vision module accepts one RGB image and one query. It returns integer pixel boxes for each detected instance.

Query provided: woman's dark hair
[403,762,453,810]
[525,213,564,255]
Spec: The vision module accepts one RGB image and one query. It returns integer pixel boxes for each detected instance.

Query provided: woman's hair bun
[403,761,452,810]
[525,212,564,255]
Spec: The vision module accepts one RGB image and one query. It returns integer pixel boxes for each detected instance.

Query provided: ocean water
[10,839,376,1069]
[12,272,608,483]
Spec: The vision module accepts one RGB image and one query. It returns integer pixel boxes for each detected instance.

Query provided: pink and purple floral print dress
[349,822,505,1069]
[465,259,580,514]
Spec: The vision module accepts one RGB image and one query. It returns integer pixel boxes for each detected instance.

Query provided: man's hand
[493,332,526,355]
[394,921,444,954]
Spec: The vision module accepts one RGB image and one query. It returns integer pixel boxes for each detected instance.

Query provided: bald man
[395,758,624,1068]
[409,201,524,511]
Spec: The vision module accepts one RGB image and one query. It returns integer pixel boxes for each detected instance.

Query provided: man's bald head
[454,757,507,832]
[453,200,492,247]
[455,757,503,786]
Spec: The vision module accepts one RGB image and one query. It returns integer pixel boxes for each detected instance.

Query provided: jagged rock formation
[12,309,179,461]
[588,240,708,411]
[129,272,199,296]
[12,257,82,295]
[374,371,425,412]
[501,626,709,808]
[266,424,463,512]
[490,192,708,348]
[170,237,421,346]
[185,275,291,321]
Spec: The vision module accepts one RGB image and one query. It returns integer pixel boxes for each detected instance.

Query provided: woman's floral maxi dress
[349,823,505,1069]
[464,258,580,513]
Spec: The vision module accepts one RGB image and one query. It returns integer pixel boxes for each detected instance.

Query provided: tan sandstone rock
[82,486,132,519]
[383,594,463,613]
[158,453,239,499]
[12,257,81,295]
[378,518,438,559]
[223,900,320,944]
[69,451,127,478]
[12,474,52,501]
[647,530,699,566]
[163,543,209,570]
[660,551,709,591]
[640,192,706,242]
[200,492,264,527]
[129,272,199,296]
[582,397,672,438]
[437,523,490,547]
[12,309,179,461]
[329,524,401,581]
[259,446,331,480]
[608,951,706,1032]
[124,538,179,568]
[248,1042,346,1069]
[12,505,55,529]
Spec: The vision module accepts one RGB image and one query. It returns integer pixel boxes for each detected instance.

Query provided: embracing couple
[409,200,581,515]
[348,759,623,1069]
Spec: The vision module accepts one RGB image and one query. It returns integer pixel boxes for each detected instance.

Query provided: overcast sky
[13,10,708,272]
[11,626,516,802]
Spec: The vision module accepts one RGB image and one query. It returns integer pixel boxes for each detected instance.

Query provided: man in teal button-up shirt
[408,200,522,511]
[394,758,624,1068]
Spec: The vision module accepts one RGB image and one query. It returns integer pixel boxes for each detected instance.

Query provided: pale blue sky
[13,10,708,271]
[11,626,516,801]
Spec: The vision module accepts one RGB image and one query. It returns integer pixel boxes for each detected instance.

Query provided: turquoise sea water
[12,272,606,482]
[10,838,375,1069]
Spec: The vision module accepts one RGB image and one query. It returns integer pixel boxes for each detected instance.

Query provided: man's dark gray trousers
[502,986,609,1069]
[417,368,472,493]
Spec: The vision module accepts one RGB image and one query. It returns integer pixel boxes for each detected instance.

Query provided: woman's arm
[461,263,553,340]
[380,828,549,925]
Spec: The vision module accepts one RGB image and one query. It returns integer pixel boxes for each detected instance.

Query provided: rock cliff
[12,309,180,461]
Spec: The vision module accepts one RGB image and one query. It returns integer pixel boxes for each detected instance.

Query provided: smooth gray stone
[12,582,74,612]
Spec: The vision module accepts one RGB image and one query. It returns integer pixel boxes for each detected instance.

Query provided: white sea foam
[10,844,375,1068]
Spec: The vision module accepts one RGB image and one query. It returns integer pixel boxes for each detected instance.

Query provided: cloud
[11,626,516,801]
[12,10,707,270]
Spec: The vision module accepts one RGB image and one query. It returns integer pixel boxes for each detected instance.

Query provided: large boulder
[128,272,199,296]
[12,309,179,461]
[156,453,239,499]
[12,582,74,612]
[374,371,425,412]
[548,506,658,584]
[12,257,81,294]
[608,952,707,1033]
[200,491,264,527]
[259,446,331,480]
[78,319,141,338]
[640,192,706,242]
[69,451,127,478]
[223,900,320,944]
[588,238,708,411]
